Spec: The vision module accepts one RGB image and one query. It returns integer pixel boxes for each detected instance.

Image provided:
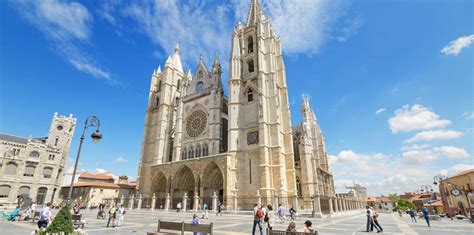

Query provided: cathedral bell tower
[137,44,184,192]
[228,0,296,206]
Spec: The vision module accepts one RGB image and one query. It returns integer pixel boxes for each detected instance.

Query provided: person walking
[397,209,402,218]
[116,205,125,227]
[409,209,417,222]
[252,203,264,235]
[266,205,275,230]
[216,201,222,216]
[106,204,117,228]
[422,207,430,227]
[31,202,37,213]
[277,204,285,221]
[177,202,182,213]
[371,209,383,232]
[37,202,52,230]
[203,202,209,219]
[365,206,381,233]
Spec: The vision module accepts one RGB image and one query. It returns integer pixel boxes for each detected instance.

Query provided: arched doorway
[152,171,167,209]
[172,166,195,209]
[202,162,224,208]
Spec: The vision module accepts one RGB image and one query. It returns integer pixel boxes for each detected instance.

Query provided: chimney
[119,176,129,184]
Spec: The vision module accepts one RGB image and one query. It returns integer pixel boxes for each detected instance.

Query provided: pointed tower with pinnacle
[228,0,296,206]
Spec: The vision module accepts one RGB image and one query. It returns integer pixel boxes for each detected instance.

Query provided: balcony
[27,157,40,163]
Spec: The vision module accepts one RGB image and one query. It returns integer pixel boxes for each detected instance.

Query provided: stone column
[120,194,124,206]
[274,194,279,208]
[165,193,171,211]
[293,191,298,211]
[344,199,348,211]
[334,197,339,213]
[151,193,157,210]
[233,191,238,213]
[328,197,334,214]
[313,195,323,218]
[182,193,188,212]
[137,194,143,210]
[212,192,217,213]
[193,193,199,212]
[129,194,135,210]
[256,189,262,206]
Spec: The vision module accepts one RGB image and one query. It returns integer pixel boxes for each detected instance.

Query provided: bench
[72,214,85,228]
[267,229,318,235]
[147,219,213,235]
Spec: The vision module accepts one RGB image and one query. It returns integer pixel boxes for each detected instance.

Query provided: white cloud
[247,0,354,54]
[120,1,233,70]
[375,108,386,115]
[404,129,463,143]
[463,111,474,120]
[388,104,451,133]
[95,168,108,174]
[441,34,474,56]
[330,149,436,195]
[433,146,469,159]
[439,164,474,176]
[401,145,469,163]
[113,157,128,164]
[12,0,113,82]
[402,148,438,164]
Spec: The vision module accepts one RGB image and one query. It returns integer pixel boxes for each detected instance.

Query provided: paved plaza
[1,209,473,235]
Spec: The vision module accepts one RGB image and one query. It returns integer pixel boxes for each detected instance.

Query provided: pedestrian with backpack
[106,203,117,228]
[252,203,265,235]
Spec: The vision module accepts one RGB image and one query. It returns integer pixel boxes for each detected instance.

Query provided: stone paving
[1,209,473,234]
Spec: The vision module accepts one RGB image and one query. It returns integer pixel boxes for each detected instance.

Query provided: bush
[394,199,416,211]
[44,206,74,234]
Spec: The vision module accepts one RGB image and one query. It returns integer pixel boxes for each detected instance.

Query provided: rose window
[186,110,207,137]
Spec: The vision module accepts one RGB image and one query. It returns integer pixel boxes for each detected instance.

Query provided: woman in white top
[116,205,125,227]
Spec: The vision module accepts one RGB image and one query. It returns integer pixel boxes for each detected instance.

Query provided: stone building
[438,169,474,217]
[137,0,365,214]
[0,112,76,207]
[59,172,136,207]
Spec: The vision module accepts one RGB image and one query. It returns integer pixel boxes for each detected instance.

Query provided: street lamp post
[67,116,102,203]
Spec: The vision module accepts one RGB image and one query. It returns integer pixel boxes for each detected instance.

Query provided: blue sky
[1,0,472,195]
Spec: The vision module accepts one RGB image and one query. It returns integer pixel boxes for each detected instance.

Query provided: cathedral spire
[165,43,183,73]
[246,0,261,26]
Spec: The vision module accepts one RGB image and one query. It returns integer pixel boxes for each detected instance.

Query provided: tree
[44,206,74,234]
[395,199,416,211]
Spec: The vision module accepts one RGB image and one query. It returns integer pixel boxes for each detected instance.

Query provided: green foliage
[45,206,74,234]
[395,199,416,211]
[388,193,401,203]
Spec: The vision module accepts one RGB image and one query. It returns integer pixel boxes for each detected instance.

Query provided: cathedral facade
[137,0,359,215]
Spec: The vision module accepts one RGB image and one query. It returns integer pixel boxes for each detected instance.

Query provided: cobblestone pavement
[1,209,473,234]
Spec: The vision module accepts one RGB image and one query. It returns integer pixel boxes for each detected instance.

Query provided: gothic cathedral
[137,0,336,215]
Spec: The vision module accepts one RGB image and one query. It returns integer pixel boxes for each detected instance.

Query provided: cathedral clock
[247,131,258,145]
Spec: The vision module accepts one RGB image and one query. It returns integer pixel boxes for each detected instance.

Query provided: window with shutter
[43,167,53,178]
[0,185,11,198]
[18,186,30,196]
[24,165,36,177]
[4,162,17,175]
